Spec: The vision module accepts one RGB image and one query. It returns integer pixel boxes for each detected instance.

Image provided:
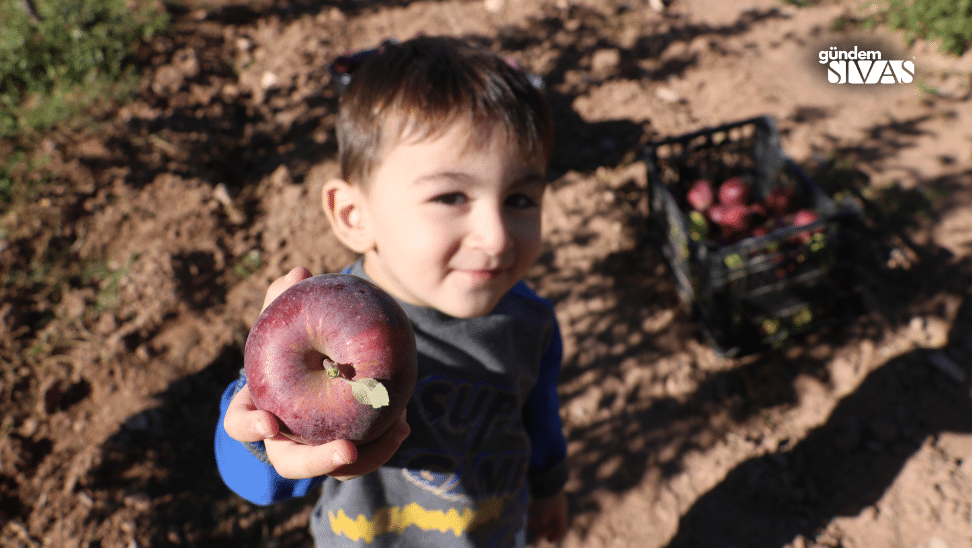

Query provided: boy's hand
[528,490,568,544]
[223,265,411,481]
[264,414,409,481]
[263,266,314,310]
[223,383,409,481]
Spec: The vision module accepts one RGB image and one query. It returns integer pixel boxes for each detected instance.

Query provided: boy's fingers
[262,266,313,311]
[265,438,359,480]
[223,385,279,442]
[264,413,410,481]
[331,415,410,481]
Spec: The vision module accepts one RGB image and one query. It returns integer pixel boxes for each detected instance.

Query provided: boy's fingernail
[332,451,352,466]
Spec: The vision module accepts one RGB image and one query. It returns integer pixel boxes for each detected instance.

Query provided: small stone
[123,491,151,511]
[260,71,279,90]
[591,48,620,74]
[655,86,682,103]
[19,417,39,437]
[269,164,292,187]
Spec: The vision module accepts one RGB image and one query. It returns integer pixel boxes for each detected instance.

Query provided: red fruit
[792,209,820,227]
[723,205,752,233]
[244,274,418,446]
[709,203,751,234]
[790,209,822,244]
[686,179,714,211]
[765,186,795,215]
[722,205,751,232]
[707,203,727,224]
[718,176,750,206]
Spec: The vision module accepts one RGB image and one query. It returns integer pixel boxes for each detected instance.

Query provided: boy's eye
[505,193,538,209]
[432,192,467,206]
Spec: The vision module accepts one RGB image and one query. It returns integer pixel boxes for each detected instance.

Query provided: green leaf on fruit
[348,378,390,409]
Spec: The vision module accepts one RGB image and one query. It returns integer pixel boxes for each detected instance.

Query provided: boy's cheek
[510,213,542,238]
[516,221,544,257]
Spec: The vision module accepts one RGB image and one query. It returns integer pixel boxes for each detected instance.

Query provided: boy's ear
[322,178,374,253]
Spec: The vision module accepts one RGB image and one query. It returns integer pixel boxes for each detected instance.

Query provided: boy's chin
[434,291,508,319]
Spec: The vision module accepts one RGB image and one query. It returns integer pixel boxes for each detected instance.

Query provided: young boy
[215,36,569,547]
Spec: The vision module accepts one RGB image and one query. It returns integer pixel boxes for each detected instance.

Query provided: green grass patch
[785,0,972,56]
[885,0,972,55]
[0,0,168,139]
[82,252,137,312]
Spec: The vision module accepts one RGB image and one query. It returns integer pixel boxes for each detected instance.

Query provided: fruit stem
[323,357,342,379]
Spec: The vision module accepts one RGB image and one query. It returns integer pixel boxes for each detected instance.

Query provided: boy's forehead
[385,113,546,169]
[359,116,546,190]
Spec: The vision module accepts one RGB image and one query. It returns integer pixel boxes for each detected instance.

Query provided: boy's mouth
[457,269,503,283]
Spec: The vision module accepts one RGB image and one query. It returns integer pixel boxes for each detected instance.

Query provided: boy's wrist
[528,458,569,499]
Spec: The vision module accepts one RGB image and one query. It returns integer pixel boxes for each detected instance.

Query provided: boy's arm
[214,376,324,505]
[515,283,569,498]
[522,318,569,497]
[521,300,570,542]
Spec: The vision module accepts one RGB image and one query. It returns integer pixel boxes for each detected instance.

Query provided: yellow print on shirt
[328,497,506,543]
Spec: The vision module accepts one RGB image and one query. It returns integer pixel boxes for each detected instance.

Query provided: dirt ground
[2,0,972,546]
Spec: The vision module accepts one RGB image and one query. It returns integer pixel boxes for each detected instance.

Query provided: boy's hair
[335,36,554,186]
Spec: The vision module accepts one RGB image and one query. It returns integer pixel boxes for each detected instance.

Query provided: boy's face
[354,119,546,318]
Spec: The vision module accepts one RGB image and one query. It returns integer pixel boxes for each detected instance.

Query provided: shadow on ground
[664,283,972,548]
[88,345,317,547]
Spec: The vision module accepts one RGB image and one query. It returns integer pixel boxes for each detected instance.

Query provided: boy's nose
[470,207,513,257]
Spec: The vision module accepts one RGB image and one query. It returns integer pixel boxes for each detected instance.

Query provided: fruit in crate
[680,172,826,250]
[708,203,752,235]
[718,176,750,206]
[790,209,822,244]
[686,179,714,211]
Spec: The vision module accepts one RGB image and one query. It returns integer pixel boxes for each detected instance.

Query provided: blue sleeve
[214,375,324,505]
[512,282,569,498]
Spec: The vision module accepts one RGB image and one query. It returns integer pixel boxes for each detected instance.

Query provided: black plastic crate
[644,116,861,357]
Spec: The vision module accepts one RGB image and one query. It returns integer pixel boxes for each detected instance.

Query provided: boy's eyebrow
[409,171,477,187]
[514,169,546,184]
[410,170,546,189]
